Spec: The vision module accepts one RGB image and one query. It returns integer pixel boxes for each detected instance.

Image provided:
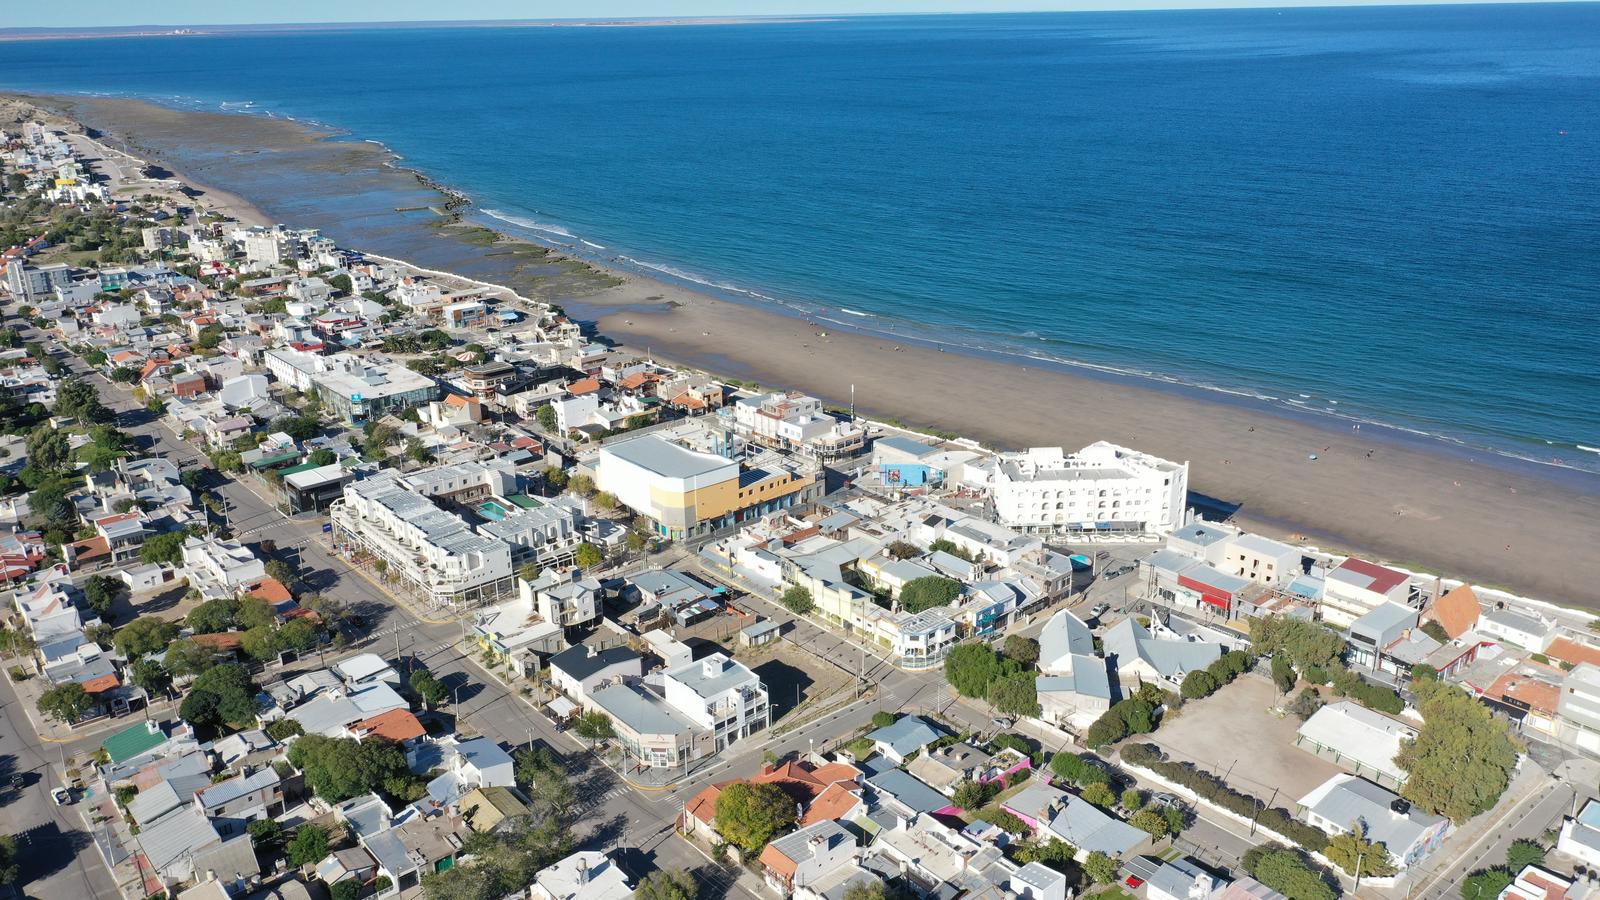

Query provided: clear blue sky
[0,0,1552,29]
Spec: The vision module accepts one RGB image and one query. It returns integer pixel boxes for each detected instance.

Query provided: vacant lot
[1147,675,1341,801]
[747,639,856,727]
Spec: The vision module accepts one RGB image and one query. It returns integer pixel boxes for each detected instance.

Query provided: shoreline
[11,90,1599,607]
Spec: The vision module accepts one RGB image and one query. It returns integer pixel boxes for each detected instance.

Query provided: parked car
[991,717,1014,730]
[1149,792,1180,809]
[51,787,72,806]
[1090,602,1111,618]
[1096,550,1111,560]
[1105,569,1122,580]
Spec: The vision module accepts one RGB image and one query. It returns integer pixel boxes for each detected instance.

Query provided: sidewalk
[2,665,180,745]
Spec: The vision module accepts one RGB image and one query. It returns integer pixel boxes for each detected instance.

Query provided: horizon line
[3,0,1594,36]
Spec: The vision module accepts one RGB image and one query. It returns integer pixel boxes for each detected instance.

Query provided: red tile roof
[352,709,426,743]
[1333,558,1410,595]
[1546,637,1600,670]
[800,782,863,826]
[567,377,601,396]
[192,632,244,651]
[1427,585,1481,639]
[1484,670,1559,715]
[81,674,121,694]
[240,577,293,605]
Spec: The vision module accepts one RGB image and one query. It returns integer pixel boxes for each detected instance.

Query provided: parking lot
[1144,674,1342,802]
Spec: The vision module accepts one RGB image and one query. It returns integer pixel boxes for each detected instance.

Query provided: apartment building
[1320,557,1414,628]
[181,537,267,597]
[731,391,865,460]
[662,653,770,753]
[330,464,515,607]
[988,441,1188,536]
[4,261,72,301]
[312,356,439,423]
[596,434,822,540]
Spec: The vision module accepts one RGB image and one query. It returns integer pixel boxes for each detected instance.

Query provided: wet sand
[18,91,1599,607]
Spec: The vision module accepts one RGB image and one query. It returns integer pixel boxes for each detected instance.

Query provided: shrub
[1118,744,1328,852]
[1181,669,1218,700]
[871,711,899,729]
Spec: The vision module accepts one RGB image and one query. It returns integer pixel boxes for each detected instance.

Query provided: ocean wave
[481,209,573,238]
[580,239,606,250]
[838,308,872,317]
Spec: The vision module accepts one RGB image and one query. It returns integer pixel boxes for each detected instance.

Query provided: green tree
[568,473,595,497]
[928,538,973,561]
[25,428,70,474]
[898,575,961,613]
[115,617,180,658]
[287,734,414,803]
[180,664,259,729]
[1082,851,1120,884]
[0,834,18,886]
[1505,839,1546,871]
[573,542,603,569]
[871,711,899,728]
[715,781,798,855]
[410,666,449,709]
[886,541,921,560]
[264,558,297,588]
[988,672,1040,717]
[1246,847,1337,900]
[129,658,172,696]
[140,531,188,565]
[328,273,353,294]
[266,718,305,741]
[1247,616,1345,670]
[1012,837,1077,874]
[286,824,330,867]
[1397,679,1519,820]
[542,465,567,490]
[187,597,239,633]
[236,596,278,630]
[165,638,217,678]
[247,819,285,853]
[330,881,361,900]
[1003,635,1039,666]
[951,779,996,811]
[37,682,94,724]
[944,643,1004,699]
[84,574,121,618]
[534,405,557,432]
[1324,823,1396,878]
[308,448,336,467]
[782,586,814,615]
[1129,808,1171,840]
[1121,788,1143,811]
[1461,868,1514,900]
[1080,782,1117,807]
[1271,654,1297,694]
[1181,669,1218,700]
[574,711,615,744]
[634,868,697,900]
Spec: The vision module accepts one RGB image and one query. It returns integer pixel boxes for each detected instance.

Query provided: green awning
[278,461,321,476]
[248,450,303,470]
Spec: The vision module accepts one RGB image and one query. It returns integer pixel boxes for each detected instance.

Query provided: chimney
[702,657,721,679]
[205,870,217,884]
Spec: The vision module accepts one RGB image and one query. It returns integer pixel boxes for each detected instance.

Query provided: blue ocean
[3,5,1598,469]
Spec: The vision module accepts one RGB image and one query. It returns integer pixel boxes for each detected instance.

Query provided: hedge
[1120,744,1329,852]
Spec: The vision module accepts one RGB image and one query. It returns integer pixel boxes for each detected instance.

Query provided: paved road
[19,328,754,898]
[0,669,122,900]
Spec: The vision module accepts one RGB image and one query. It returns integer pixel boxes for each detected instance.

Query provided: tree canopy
[782,586,814,615]
[37,682,94,724]
[714,781,797,854]
[1247,616,1345,670]
[286,734,415,803]
[635,868,698,900]
[1397,679,1519,820]
[179,663,259,729]
[115,616,180,658]
[898,575,961,613]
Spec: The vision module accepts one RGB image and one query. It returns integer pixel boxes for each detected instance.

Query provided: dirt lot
[1146,674,1342,801]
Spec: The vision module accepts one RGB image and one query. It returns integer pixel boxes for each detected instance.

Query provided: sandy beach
[15,91,1600,607]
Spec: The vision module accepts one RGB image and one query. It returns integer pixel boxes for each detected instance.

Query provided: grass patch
[844,737,875,760]
[964,777,1035,824]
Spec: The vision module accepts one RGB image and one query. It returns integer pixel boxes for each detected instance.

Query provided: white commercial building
[180,537,267,595]
[988,442,1188,536]
[662,653,770,753]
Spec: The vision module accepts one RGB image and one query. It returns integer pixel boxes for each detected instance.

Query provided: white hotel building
[330,462,516,608]
[988,442,1188,536]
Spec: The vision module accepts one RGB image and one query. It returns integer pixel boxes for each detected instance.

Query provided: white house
[547,645,642,701]
[1320,558,1413,628]
[662,653,770,753]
